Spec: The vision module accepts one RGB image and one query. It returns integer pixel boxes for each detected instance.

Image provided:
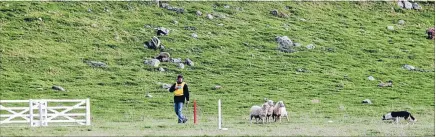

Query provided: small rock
[191,33,198,38]
[300,18,306,22]
[276,36,293,50]
[185,58,194,66]
[178,63,185,69]
[160,3,170,8]
[293,43,301,47]
[412,2,422,10]
[162,83,172,89]
[184,26,196,30]
[87,8,92,12]
[150,59,160,67]
[403,64,415,70]
[306,44,315,49]
[217,23,224,26]
[236,7,243,11]
[159,67,165,72]
[157,27,170,36]
[311,99,320,103]
[146,92,153,98]
[387,26,394,31]
[38,17,43,21]
[404,1,413,9]
[196,10,202,16]
[104,7,110,12]
[368,76,375,81]
[208,32,212,35]
[398,20,405,25]
[270,9,279,16]
[91,24,98,28]
[362,99,372,104]
[224,5,230,8]
[144,24,151,28]
[52,85,65,91]
[88,61,107,68]
[213,85,222,90]
[339,105,345,111]
[328,120,333,123]
[171,58,182,63]
[172,20,178,24]
[207,14,213,19]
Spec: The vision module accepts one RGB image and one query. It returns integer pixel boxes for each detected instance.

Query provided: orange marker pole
[194,100,197,124]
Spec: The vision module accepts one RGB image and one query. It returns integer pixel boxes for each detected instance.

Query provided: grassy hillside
[0,1,434,136]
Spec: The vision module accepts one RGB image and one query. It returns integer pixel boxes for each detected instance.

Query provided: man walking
[169,74,190,123]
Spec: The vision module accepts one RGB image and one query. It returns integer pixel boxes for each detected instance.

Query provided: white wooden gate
[0,99,91,127]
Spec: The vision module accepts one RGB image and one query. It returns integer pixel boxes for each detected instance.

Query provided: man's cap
[177,75,183,79]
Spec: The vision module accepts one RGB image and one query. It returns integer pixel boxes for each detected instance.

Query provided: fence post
[86,98,91,126]
[29,99,33,127]
[218,99,221,130]
[194,100,197,124]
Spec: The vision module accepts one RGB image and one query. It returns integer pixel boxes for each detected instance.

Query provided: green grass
[0,1,434,136]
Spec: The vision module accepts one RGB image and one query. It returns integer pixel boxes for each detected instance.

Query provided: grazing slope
[0,1,434,136]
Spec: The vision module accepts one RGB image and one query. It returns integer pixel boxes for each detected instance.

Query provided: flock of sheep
[249,98,289,124]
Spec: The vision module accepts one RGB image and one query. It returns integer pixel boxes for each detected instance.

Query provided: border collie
[382,111,416,124]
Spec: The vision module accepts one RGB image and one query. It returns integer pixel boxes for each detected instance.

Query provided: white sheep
[249,104,268,124]
[265,100,274,123]
[272,101,289,123]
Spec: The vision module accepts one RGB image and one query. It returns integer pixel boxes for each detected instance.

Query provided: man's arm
[184,84,189,102]
[169,84,176,92]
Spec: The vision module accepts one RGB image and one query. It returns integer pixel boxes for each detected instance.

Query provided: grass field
[0,1,435,136]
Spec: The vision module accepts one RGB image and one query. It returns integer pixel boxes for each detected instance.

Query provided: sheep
[265,100,275,123]
[249,104,268,124]
[272,101,289,123]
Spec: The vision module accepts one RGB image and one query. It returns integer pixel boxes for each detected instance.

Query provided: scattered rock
[87,8,92,12]
[276,36,293,51]
[224,5,230,8]
[217,23,224,26]
[378,80,393,87]
[403,64,415,70]
[87,61,107,68]
[150,59,160,67]
[37,88,44,90]
[184,26,196,30]
[404,1,413,9]
[185,58,194,66]
[311,99,320,103]
[362,99,372,104]
[412,2,422,10]
[38,17,43,22]
[339,105,345,111]
[52,85,65,91]
[162,83,172,89]
[236,7,243,11]
[155,52,170,62]
[160,3,184,14]
[328,120,333,123]
[293,43,301,47]
[207,14,214,19]
[191,33,198,38]
[144,24,152,28]
[104,7,110,12]
[300,18,306,22]
[398,20,405,25]
[387,26,394,31]
[368,76,375,81]
[171,58,182,63]
[296,68,308,73]
[213,85,222,90]
[270,9,279,16]
[178,63,185,69]
[91,24,98,28]
[172,20,178,24]
[196,10,202,16]
[157,27,170,36]
[144,36,163,50]
[146,92,153,98]
[159,67,165,72]
[306,44,315,49]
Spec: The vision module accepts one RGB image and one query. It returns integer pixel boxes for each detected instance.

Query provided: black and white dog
[382,111,416,124]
